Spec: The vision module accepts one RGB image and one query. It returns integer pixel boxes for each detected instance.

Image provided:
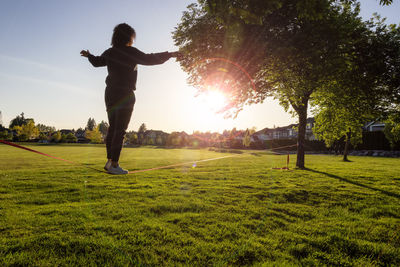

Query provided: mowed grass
[0,144,399,266]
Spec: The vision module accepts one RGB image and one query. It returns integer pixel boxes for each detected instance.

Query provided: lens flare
[199,57,256,93]
[200,87,228,112]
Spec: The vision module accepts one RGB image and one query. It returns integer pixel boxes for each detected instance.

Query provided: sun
[187,85,232,132]
[200,87,228,112]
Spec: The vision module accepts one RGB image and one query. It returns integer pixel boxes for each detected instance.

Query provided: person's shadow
[305,168,400,199]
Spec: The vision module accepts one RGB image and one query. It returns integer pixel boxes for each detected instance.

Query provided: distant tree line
[0,113,107,144]
[0,112,264,148]
[0,111,399,152]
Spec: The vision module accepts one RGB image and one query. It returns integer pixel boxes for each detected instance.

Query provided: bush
[51,131,62,143]
[66,133,77,143]
[0,130,13,141]
[85,128,102,144]
[38,132,49,142]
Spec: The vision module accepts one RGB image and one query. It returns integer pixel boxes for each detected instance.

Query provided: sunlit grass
[0,144,399,266]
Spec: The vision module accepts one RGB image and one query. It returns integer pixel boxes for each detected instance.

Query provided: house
[364,121,385,132]
[60,129,74,135]
[74,128,89,143]
[252,126,293,141]
[166,131,190,146]
[233,131,246,141]
[252,117,316,141]
[143,130,169,145]
[305,117,316,140]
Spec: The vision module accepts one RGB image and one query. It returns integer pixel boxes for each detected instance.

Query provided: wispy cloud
[0,54,78,75]
[0,71,97,98]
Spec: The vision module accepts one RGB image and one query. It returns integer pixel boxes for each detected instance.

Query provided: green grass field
[0,144,399,266]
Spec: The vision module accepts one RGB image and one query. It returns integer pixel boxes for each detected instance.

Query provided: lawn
[0,143,399,266]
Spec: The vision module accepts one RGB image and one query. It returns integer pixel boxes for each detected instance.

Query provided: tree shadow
[343,159,353,162]
[305,168,400,200]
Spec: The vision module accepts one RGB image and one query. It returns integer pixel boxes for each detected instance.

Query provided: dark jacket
[88,46,171,109]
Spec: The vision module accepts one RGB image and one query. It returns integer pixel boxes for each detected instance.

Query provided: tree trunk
[343,128,351,161]
[296,106,308,169]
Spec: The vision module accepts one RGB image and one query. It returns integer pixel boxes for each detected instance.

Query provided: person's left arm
[131,48,180,66]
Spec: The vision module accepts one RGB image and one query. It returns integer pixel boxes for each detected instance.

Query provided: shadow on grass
[305,168,400,200]
[343,159,353,162]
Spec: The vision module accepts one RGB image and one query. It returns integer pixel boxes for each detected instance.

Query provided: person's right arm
[80,49,107,67]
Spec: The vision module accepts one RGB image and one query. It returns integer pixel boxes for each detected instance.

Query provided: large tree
[13,120,39,141]
[98,120,109,137]
[51,131,62,143]
[86,118,96,131]
[9,112,34,129]
[85,126,102,144]
[312,96,373,161]
[174,0,370,168]
[312,15,400,160]
[36,124,56,133]
[138,123,147,145]
[384,106,400,148]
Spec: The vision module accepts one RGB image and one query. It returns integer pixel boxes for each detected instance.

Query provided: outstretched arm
[80,49,106,67]
[132,48,181,66]
[168,51,182,59]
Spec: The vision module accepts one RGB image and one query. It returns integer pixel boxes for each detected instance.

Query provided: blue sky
[0,0,399,133]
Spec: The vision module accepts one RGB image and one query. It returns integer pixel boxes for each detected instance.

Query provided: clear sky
[0,0,399,133]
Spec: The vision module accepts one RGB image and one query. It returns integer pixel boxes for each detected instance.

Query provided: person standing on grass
[81,23,180,175]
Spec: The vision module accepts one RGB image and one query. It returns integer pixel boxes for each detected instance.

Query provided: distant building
[60,129,74,135]
[143,130,169,145]
[252,117,315,141]
[74,128,89,143]
[364,121,385,132]
[305,118,316,140]
[233,131,245,141]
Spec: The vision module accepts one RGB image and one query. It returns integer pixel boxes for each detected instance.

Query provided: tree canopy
[174,0,387,168]
[138,123,147,134]
[36,124,56,133]
[384,105,400,147]
[13,120,39,141]
[312,14,400,159]
[85,127,102,144]
[98,120,109,137]
[9,112,34,129]
[86,118,96,131]
[379,0,394,5]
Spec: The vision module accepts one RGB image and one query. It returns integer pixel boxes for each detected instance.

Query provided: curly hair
[111,23,136,47]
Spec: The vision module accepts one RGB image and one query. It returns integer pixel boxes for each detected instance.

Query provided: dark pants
[105,87,135,162]
[106,107,133,162]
